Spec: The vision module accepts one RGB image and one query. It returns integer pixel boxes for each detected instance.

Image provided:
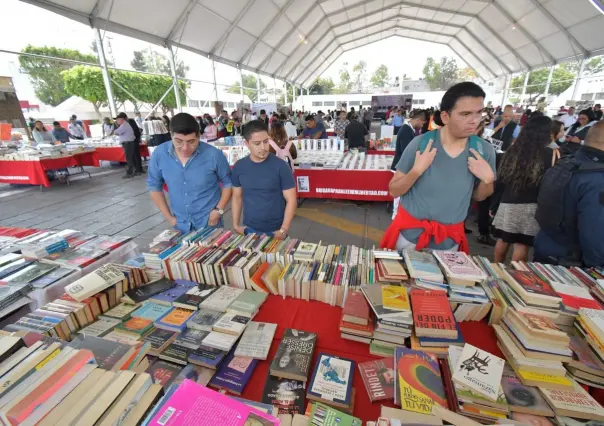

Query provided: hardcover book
[501,366,554,417]
[212,313,250,336]
[270,329,317,381]
[342,291,370,325]
[540,381,604,420]
[227,290,268,317]
[307,353,355,409]
[187,309,224,332]
[382,285,411,311]
[410,290,457,338]
[121,278,175,304]
[208,351,258,394]
[451,344,505,402]
[394,347,446,414]
[234,321,277,360]
[130,302,173,322]
[173,284,218,310]
[146,379,280,425]
[200,286,244,312]
[358,357,394,402]
[262,375,306,415]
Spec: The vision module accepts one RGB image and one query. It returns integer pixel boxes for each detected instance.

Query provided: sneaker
[477,234,496,247]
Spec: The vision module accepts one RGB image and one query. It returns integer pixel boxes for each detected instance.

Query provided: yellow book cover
[159,308,193,326]
[396,347,446,414]
[382,285,410,311]
[518,369,573,387]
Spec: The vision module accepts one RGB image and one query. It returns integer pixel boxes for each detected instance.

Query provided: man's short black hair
[596,104,602,108]
[221,110,227,114]
[171,113,200,135]
[243,120,268,141]
[279,113,287,120]
[52,121,60,126]
[409,110,425,119]
[434,81,486,126]
[305,115,315,121]
[260,109,266,114]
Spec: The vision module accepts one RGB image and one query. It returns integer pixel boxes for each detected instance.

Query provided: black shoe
[122,174,134,179]
[477,234,496,246]
[464,227,473,234]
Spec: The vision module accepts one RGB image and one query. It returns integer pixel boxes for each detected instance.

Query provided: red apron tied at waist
[380,204,469,254]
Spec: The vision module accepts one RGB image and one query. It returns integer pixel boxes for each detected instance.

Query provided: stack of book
[500,364,555,417]
[567,334,604,388]
[339,290,373,343]
[448,284,492,322]
[574,308,604,386]
[433,251,486,287]
[410,289,463,357]
[403,248,444,282]
[361,284,413,356]
[494,309,573,389]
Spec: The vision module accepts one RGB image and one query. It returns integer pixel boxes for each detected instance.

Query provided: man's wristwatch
[213,208,224,216]
[279,229,288,237]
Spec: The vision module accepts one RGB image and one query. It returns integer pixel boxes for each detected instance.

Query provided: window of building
[362,101,371,106]
[596,92,604,99]
[418,99,425,105]
[349,101,360,105]
[312,101,323,106]
[404,85,409,90]
[188,100,199,107]
[323,101,335,106]
[200,100,210,107]
[581,93,594,101]
[412,99,419,104]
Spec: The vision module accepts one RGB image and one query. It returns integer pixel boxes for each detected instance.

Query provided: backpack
[418,130,485,156]
[268,140,294,171]
[128,118,142,142]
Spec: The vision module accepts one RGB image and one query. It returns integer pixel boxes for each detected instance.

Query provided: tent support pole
[502,74,511,106]
[273,77,277,105]
[212,60,218,103]
[521,71,530,102]
[168,45,182,112]
[94,28,117,118]
[571,59,587,101]
[256,73,261,102]
[544,66,555,100]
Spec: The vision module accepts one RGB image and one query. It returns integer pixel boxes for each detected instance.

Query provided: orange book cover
[251,262,271,293]
[159,308,194,326]
[339,319,374,333]
[118,317,153,333]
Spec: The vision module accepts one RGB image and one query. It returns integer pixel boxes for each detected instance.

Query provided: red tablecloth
[294,169,392,201]
[73,151,100,167]
[0,156,80,187]
[243,296,604,424]
[94,145,149,163]
[367,149,395,156]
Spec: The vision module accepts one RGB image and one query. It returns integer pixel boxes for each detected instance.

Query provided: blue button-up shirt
[147,141,233,232]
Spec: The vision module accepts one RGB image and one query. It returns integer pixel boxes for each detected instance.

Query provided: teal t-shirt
[395,130,496,249]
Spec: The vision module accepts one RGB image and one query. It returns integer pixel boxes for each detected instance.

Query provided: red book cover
[508,270,558,298]
[339,319,374,333]
[410,290,456,333]
[358,357,395,402]
[342,291,369,320]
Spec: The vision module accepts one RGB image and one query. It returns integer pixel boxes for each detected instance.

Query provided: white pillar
[520,71,530,101]
[543,65,555,100]
[284,81,288,106]
[273,77,277,105]
[502,74,511,106]
[94,28,117,118]
[211,60,219,104]
[571,59,587,101]
[238,67,244,103]
[168,45,182,112]
[399,75,403,94]
[292,84,295,106]
[256,73,261,103]
[300,86,304,112]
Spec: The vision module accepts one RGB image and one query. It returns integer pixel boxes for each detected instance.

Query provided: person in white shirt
[68,118,85,140]
[135,112,144,129]
[557,106,577,130]
[242,108,252,125]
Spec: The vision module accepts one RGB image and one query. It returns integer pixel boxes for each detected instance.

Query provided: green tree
[308,77,335,95]
[510,66,575,103]
[130,49,188,78]
[457,67,477,80]
[226,74,266,103]
[352,60,367,91]
[562,57,604,75]
[423,57,459,90]
[370,65,389,88]
[19,45,98,106]
[61,66,108,119]
[334,65,352,94]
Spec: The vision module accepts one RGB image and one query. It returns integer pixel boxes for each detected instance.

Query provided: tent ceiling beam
[273,14,326,76]
[453,36,501,77]
[474,15,531,70]
[165,0,197,44]
[325,0,477,20]
[299,44,341,87]
[237,0,296,66]
[209,0,257,57]
[291,38,342,83]
[460,27,512,74]
[526,0,588,58]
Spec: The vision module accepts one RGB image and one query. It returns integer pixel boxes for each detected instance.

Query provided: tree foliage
[334,65,353,94]
[510,66,575,103]
[422,57,459,90]
[19,45,98,106]
[130,50,189,78]
[352,60,367,91]
[562,57,604,75]
[457,67,477,80]
[308,77,335,95]
[226,74,267,103]
[370,65,390,88]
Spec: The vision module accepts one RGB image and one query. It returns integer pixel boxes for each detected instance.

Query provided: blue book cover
[131,302,173,321]
[0,260,34,280]
[124,255,145,268]
[208,350,258,394]
[307,353,354,408]
[149,280,197,305]
[188,343,227,369]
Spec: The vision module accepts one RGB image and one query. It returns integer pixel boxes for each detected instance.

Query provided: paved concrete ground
[0,162,495,259]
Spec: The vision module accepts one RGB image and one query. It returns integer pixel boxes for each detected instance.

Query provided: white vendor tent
[18,0,604,86]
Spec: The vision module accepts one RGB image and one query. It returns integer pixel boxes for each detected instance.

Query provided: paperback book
[307,353,355,409]
[187,309,223,332]
[234,321,277,360]
[501,366,554,417]
[358,357,394,402]
[261,375,306,415]
[208,351,258,394]
[451,344,505,402]
[270,329,317,381]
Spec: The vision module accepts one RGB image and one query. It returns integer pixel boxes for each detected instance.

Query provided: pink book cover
[148,379,281,426]
[435,251,483,276]
[214,232,233,247]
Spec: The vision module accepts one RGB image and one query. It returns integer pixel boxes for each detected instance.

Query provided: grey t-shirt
[395,130,496,249]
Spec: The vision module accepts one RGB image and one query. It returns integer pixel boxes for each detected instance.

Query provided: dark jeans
[478,197,492,235]
[393,126,401,136]
[364,120,371,130]
[122,140,143,175]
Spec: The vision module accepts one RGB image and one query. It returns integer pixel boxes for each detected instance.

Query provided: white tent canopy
[20,0,604,87]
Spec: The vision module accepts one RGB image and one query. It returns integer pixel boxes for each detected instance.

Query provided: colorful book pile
[361,284,412,357]
[433,251,486,287]
[403,248,444,283]
[374,250,408,283]
[448,284,492,322]
[573,308,604,387]
[410,289,463,357]
[263,328,316,415]
[494,309,573,390]
[339,290,373,344]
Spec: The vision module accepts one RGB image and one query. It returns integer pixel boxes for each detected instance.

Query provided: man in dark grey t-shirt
[231,120,297,238]
[382,82,496,252]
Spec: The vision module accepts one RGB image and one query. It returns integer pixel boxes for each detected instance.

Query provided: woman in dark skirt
[492,115,559,262]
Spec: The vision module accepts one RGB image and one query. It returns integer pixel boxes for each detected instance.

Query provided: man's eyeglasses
[173,139,198,147]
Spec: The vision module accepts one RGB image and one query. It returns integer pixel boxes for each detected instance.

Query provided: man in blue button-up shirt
[147,113,232,232]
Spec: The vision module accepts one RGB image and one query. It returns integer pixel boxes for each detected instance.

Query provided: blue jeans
[244,227,274,237]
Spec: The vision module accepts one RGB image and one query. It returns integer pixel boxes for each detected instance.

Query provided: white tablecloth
[28,241,140,309]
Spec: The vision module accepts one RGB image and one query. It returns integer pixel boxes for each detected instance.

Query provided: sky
[0,0,465,106]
